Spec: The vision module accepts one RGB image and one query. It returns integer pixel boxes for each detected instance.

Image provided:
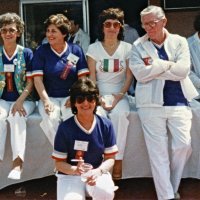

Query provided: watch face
[100,168,107,174]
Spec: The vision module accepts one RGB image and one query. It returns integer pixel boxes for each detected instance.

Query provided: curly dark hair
[0,12,24,43]
[70,77,100,114]
[44,14,71,41]
[97,8,124,41]
[194,14,200,32]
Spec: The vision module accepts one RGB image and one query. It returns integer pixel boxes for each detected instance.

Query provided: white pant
[97,95,130,160]
[138,106,192,200]
[38,97,73,146]
[0,99,36,161]
[56,173,116,200]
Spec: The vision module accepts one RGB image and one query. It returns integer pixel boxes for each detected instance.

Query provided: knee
[8,112,23,120]
[172,142,192,154]
[92,188,115,200]
[61,193,84,200]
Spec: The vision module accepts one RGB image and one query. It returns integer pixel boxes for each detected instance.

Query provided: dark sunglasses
[75,94,96,104]
[103,21,121,29]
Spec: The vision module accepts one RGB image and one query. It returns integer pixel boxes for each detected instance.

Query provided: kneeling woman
[52,78,118,200]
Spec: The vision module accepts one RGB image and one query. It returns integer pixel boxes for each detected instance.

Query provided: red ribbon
[6,72,13,92]
[60,63,73,80]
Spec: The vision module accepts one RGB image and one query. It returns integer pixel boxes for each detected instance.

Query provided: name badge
[74,140,88,151]
[4,64,14,72]
[67,53,79,65]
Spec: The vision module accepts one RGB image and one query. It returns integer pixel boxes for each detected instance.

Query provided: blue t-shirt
[1,47,33,101]
[154,45,188,106]
[52,115,118,169]
[32,43,89,97]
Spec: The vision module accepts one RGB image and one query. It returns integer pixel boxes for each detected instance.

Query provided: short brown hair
[70,77,100,114]
[44,14,71,41]
[0,12,24,43]
[97,8,124,41]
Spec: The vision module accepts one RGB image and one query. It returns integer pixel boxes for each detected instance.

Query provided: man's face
[141,13,166,42]
[69,20,78,34]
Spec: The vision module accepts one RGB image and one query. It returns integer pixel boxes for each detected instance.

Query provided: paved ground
[0,176,200,199]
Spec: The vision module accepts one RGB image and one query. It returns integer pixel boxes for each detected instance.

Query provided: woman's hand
[11,99,26,116]
[43,100,54,115]
[112,93,124,107]
[101,93,124,111]
[85,168,101,186]
[64,98,71,108]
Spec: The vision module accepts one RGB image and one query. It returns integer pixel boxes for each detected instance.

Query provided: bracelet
[24,89,29,94]
[118,92,124,96]
[99,167,107,175]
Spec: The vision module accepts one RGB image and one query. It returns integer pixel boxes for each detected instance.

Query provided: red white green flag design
[103,59,120,72]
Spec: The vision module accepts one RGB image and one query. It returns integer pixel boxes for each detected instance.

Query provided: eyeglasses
[141,19,163,29]
[0,28,18,34]
[75,94,96,104]
[103,21,121,29]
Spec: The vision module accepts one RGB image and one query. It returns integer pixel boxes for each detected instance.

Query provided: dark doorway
[88,0,148,42]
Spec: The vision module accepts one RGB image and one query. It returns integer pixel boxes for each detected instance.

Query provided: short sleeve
[70,44,89,77]
[100,117,118,155]
[52,123,68,160]
[31,45,45,77]
[24,48,33,78]
[86,43,99,61]
[124,42,132,59]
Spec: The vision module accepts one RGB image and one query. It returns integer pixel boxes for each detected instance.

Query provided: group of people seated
[0,4,200,200]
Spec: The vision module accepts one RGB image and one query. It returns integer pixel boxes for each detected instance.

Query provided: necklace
[102,41,119,49]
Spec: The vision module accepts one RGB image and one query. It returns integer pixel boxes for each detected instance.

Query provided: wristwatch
[99,167,107,175]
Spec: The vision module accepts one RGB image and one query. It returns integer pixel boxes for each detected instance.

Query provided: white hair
[140,5,165,19]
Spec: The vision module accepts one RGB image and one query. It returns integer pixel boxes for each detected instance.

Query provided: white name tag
[4,64,14,72]
[67,53,79,65]
[74,140,89,151]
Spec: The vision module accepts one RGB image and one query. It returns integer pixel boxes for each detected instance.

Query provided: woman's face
[74,94,96,116]
[0,23,19,45]
[46,24,66,46]
[103,19,121,39]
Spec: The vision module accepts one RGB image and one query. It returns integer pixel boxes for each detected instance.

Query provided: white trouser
[138,106,192,200]
[97,95,130,160]
[38,97,73,146]
[56,172,116,200]
[0,99,36,161]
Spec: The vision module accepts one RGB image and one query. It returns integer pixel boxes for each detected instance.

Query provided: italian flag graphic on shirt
[103,59,120,72]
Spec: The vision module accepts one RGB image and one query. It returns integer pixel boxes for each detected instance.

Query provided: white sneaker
[8,169,22,180]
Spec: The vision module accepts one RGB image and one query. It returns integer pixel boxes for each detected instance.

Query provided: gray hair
[140,5,165,19]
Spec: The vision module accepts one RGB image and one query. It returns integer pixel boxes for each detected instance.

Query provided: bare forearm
[34,77,49,102]
[17,79,33,102]
[55,161,78,175]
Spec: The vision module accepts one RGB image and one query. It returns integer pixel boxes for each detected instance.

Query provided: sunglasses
[103,21,121,29]
[0,28,18,34]
[75,94,96,104]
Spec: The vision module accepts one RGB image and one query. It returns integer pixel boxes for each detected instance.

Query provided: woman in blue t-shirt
[32,14,89,146]
[52,77,118,200]
[0,12,36,180]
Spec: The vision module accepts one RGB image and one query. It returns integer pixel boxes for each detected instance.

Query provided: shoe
[8,169,22,180]
[112,160,122,180]
[174,192,180,200]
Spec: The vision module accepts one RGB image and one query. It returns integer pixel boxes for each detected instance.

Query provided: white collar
[50,42,68,57]
[3,45,18,61]
[74,115,96,134]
